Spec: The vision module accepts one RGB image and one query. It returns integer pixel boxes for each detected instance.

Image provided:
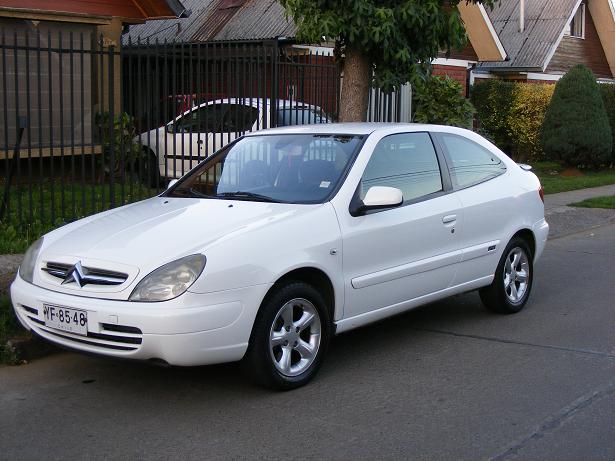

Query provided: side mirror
[166,123,174,134]
[167,179,179,190]
[361,186,403,210]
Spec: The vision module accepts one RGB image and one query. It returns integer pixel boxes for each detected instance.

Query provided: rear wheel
[480,237,533,314]
[244,282,331,390]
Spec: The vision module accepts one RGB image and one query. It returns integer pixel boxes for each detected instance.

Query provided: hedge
[600,83,615,162]
[471,80,554,161]
[541,65,612,168]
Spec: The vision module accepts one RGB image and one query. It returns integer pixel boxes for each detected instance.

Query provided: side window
[176,104,258,133]
[277,107,325,126]
[439,134,506,189]
[177,104,226,133]
[360,132,443,203]
[223,105,259,132]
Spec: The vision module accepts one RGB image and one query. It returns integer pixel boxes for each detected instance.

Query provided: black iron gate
[0,31,341,239]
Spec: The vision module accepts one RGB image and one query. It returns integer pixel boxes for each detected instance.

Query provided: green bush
[413,75,475,128]
[471,79,515,153]
[541,65,612,168]
[507,83,555,161]
[471,79,553,161]
[94,112,143,181]
[599,83,615,162]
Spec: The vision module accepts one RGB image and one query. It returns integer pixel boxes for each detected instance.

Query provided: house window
[565,4,585,38]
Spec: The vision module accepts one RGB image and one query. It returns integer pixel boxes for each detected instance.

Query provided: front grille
[23,308,143,352]
[22,305,38,315]
[42,262,128,287]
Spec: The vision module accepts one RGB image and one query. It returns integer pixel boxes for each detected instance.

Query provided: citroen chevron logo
[62,261,86,287]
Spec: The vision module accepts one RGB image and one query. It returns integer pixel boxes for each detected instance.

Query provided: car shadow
[58,291,495,398]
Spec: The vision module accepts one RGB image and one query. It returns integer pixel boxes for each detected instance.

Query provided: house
[123,0,506,115]
[0,0,189,159]
[475,0,615,83]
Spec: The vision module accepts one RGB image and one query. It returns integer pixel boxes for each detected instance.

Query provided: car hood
[40,196,315,275]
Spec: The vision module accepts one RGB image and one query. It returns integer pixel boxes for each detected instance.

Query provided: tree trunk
[339,45,371,122]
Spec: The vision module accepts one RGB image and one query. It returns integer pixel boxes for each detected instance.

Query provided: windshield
[166,134,364,203]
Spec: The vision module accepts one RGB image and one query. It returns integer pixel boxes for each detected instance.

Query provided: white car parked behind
[137,98,329,182]
[12,123,548,389]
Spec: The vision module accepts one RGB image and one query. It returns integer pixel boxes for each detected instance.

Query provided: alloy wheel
[503,247,530,304]
[269,298,322,377]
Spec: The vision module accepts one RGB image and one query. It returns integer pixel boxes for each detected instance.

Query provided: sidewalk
[544,183,615,211]
[543,184,615,238]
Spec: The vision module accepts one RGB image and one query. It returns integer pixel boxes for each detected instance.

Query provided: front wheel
[243,282,331,390]
[480,237,533,314]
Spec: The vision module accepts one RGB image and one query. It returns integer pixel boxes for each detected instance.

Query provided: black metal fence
[0,26,403,237]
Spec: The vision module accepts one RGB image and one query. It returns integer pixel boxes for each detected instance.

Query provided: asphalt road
[2,222,615,461]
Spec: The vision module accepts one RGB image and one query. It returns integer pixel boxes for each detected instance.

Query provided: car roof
[244,122,468,136]
[193,98,322,109]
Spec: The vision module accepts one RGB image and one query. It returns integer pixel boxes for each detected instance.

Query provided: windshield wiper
[216,191,282,203]
[172,187,214,199]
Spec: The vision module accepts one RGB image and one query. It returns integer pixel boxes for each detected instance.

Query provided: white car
[137,98,328,181]
[12,123,548,389]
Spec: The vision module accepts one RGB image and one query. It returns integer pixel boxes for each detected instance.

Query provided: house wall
[432,41,477,96]
[0,18,95,150]
[545,2,612,79]
[448,43,479,62]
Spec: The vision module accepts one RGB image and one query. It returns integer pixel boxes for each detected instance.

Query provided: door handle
[442,214,457,224]
[197,139,204,145]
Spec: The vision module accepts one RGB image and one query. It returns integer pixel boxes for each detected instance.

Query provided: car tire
[139,148,161,188]
[243,281,331,390]
[480,237,534,314]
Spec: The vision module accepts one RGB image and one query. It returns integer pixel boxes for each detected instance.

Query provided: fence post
[269,39,279,128]
[0,116,27,221]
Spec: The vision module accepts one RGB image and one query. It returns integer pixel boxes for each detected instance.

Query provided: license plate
[43,304,88,336]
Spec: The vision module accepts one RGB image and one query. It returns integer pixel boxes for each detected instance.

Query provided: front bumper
[10,275,272,366]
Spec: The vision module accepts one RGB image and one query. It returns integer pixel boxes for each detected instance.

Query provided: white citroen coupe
[11,123,548,389]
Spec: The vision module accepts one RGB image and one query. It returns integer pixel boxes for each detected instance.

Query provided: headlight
[129,254,206,302]
[20,237,44,284]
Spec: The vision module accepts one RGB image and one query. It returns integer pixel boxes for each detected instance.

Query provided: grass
[570,195,615,209]
[0,180,157,254]
[0,294,28,364]
[532,161,615,195]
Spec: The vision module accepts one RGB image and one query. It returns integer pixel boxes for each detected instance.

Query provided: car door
[163,105,210,177]
[433,132,510,286]
[336,132,464,320]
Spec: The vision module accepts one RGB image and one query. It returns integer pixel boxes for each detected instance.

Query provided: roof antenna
[519,0,525,32]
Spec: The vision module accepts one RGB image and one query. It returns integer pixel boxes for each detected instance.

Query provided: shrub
[599,83,615,162]
[471,79,515,152]
[507,83,555,161]
[413,75,475,128]
[540,65,612,168]
[471,80,553,161]
[95,112,142,180]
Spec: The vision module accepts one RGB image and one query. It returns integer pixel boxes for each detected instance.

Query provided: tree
[280,0,494,121]
[540,65,612,168]
[413,75,474,128]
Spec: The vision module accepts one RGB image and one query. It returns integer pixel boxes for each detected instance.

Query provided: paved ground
[543,184,615,238]
[2,198,615,459]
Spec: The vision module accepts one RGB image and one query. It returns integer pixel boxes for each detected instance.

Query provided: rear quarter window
[439,133,506,189]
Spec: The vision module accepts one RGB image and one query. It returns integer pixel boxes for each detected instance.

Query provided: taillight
[538,185,544,203]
